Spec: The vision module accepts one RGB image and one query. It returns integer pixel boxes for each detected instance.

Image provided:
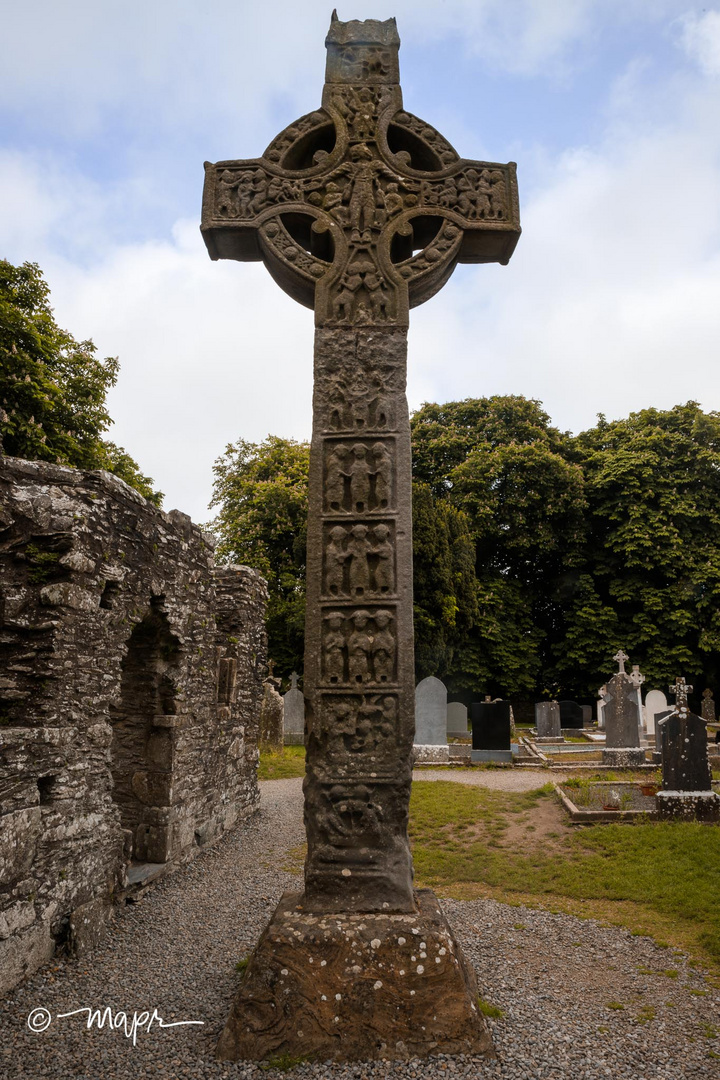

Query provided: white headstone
[447,701,469,736]
[644,689,668,737]
[415,676,448,746]
[283,671,305,745]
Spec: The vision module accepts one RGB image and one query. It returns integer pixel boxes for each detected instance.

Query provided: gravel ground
[1,776,718,1080]
[413,767,566,792]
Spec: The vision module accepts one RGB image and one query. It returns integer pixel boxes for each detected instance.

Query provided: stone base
[216,888,494,1064]
[656,790,720,822]
[602,748,646,767]
[535,736,565,744]
[413,743,450,765]
[448,743,472,761]
[283,732,305,746]
[471,749,512,763]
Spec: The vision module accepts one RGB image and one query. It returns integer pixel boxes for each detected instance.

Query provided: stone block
[0,920,54,996]
[68,897,111,957]
[216,889,494,1064]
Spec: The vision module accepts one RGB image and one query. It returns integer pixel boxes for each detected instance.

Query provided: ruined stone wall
[0,455,267,994]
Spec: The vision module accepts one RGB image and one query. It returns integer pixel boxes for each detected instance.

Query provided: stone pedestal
[656,790,720,822]
[217,889,494,1064]
[602,747,646,767]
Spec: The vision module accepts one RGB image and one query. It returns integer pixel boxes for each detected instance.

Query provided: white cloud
[681,9,720,77]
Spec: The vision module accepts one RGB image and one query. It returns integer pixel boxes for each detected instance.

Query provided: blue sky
[2,2,720,521]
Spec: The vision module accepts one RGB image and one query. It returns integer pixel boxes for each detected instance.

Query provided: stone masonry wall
[0,455,267,994]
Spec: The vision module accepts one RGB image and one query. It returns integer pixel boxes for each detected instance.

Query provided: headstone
[628,664,646,737]
[654,708,673,753]
[414,676,448,745]
[597,684,609,729]
[447,700,469,736]
[701,687,716,722]
[559,700,584,729]
[259,676,284,750]
[205,14,519,1063]
[471,700,512,762]
[283,671,305,745]
[535,701,561,739]
[581,705,593,726]
[657,677,720,821]
[645,689,668,737]
[602,651,645,766]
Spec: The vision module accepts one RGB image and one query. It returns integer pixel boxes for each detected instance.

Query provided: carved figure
[349,444,372,512]
[325,445,349,511]
[372,442,392,509]
[325,525,348,595]
[371,610,395,683]
[372,524,394,593]
[347,610,373,684]
[323,611,346,684]
[347,524,372,597]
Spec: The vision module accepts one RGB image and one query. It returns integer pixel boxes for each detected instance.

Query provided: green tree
[563,402,720,695]
[411,396,586,695]
[208,435,310,677]
[0,259,160,504]
[412,482,478,680]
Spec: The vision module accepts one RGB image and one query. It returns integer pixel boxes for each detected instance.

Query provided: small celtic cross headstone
[613,649,629,674]
[205,14,518,1063]
[669,675,693,710]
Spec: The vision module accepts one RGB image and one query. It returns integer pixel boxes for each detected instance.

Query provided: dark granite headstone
[654,708,674,753]
[535,701,561,738]
[559,700,584,728]
[471,700,511,751]
[660,710,712,791]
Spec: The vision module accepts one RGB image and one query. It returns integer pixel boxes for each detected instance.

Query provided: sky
[2,1,720,522]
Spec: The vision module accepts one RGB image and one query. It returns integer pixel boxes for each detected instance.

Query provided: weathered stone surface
[259,678,284,750]
[644,689,667,736]
[446,700,468,736]
[535,701,561,739]
[283,679,305,747]
[0,454,268,993]
[414,676,448,746]
[203,11,517,1062]
[659,679,714,816]
[217,889,493,1063]
[602,659,642,764]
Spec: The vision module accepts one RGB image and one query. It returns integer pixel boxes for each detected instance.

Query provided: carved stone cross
[613,649,629,674]
[203,13,519,918]
[669,675,693,710]
[205,15,519,1062]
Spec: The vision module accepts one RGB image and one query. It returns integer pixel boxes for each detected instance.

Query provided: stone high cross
[613,649,629,674]
[204,15,519,1063]
[203,12,519,917]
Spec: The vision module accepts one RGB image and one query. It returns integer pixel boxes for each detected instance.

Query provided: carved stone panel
[322,519,396,600]
[321,606,397,688]
[323,437,395,515]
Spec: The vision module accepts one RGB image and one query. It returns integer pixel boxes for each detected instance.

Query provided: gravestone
[259,674,284,750]
[602,651,645,767]
[644,689,668,737]
[283,671,305,745]
[559,700,584,729]
[413,676,449,762]
[701,687,716,722]
[447,700,469,737]
[654,708,673,754]
[535,700,561,740]
[628,664,646,737]
[204,14,519,1063]
[597,684,609,729]
[471,699,512,762]
[581,705,593,726]
[657,677,720,821]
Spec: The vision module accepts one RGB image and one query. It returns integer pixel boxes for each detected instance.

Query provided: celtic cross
[202,14,520,916]
[669,676,693,710]
[613,649,629,674]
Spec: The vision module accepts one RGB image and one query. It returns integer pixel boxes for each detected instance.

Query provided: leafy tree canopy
[0,259,160,505]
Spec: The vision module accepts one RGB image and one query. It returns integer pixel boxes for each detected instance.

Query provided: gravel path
[413,768,560,792]
[1,776,718,1079]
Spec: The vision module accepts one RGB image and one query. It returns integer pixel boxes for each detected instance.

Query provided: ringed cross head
[201,13,520,326]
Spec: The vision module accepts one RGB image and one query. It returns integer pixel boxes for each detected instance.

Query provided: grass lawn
[409,780,720,976]
[258,745,306,780]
